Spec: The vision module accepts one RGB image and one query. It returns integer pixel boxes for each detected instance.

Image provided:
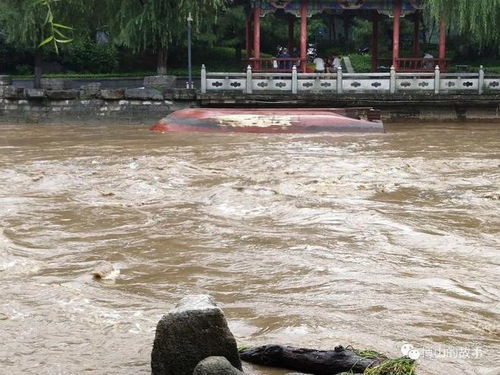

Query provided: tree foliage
[108,0,227,53]
[0,0,51,49]
[426,0,500,45]
[0,0,72,52]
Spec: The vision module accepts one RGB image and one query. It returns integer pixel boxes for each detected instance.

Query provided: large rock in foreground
[193,356,244,375]
[151,295,242,375]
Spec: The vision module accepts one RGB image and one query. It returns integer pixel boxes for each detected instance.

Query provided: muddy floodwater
[0,123,499,375]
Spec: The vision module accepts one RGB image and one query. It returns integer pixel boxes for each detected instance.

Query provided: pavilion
[241,0,447,72]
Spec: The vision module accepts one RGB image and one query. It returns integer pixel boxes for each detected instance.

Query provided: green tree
[210,5,247,62]
[426,0,500,45]
[108,0,227,75]
[0,0,72,87]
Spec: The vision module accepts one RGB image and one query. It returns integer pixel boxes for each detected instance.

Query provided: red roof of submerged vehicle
[151,108,384,134]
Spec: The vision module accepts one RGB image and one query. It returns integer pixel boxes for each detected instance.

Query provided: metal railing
[201,65,500,95]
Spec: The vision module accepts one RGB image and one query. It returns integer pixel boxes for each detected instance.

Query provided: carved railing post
[337,66,343,94]
[292,65,298,94]
[390,65,396,94]
[246,65,253,94]
[201,64,207,93]
[479,65,485,95]
[434,65,440,94]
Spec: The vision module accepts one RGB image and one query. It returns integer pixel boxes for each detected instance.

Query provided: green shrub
[15,64,32,75]
[0,38,32,74]
[61,39,119,74]
[349,53,372,73]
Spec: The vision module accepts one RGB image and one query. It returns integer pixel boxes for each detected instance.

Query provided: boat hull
[151,108,384,133]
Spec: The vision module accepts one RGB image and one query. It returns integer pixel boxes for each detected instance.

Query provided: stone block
[125,88,163,101]
[46,90,78,100]
[80,82,102,98]
[41,78,72,90]
[100,89,125,100]
[193,357,244,375]
[26,89,46,99]
[164,88,197,100]
[144,75,176,89]
[3,86,25,100]
[151,295,242,375]
[0,75,13,86]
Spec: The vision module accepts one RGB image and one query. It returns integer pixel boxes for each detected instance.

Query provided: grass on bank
[352,348,417,375]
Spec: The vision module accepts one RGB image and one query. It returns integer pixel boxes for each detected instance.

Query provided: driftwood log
[240,345,378,375]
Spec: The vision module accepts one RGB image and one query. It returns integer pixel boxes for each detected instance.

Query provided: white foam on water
[0,258,41,276]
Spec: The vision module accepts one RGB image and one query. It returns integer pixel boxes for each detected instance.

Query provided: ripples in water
[0,124,499,375]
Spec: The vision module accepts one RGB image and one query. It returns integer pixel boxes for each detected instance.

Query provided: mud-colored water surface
[0,123,499,375]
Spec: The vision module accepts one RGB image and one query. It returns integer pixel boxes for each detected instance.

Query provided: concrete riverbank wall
[0,85,196,125]
[1,85,499,124]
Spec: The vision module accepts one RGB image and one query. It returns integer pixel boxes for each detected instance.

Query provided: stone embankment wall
[1,76,499,124]
[0,76,194,124]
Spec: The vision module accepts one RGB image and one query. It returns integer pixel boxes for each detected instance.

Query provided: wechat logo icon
[401,343,421,360]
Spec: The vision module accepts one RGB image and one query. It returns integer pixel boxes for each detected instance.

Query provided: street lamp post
[187,12,193,89]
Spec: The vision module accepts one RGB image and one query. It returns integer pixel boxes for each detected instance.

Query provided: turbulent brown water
[0,123,499,375]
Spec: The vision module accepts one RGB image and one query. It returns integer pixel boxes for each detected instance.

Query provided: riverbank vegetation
[1,0,499,82]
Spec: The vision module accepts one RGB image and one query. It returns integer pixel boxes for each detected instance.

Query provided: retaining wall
[0,85,196,124]
[1,82,499,124]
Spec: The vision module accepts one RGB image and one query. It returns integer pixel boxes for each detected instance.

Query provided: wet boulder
[192,356,244,375]
[151,294,242,375]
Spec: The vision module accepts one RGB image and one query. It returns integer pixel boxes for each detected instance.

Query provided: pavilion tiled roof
[233,0,424,11]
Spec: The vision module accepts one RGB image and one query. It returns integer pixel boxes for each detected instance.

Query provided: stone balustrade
[201,65,500,96]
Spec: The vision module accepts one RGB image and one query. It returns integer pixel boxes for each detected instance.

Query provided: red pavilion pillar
[246,13,252,59]
[392,0,402,70]
[371,11,379,72]
[413,11,420,57]
[300,0,308,73]
[439,14,447,71]
[288,15,295,53]
[253,1,261,70]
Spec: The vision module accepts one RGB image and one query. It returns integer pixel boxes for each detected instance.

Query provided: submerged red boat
[151,108,384,133]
